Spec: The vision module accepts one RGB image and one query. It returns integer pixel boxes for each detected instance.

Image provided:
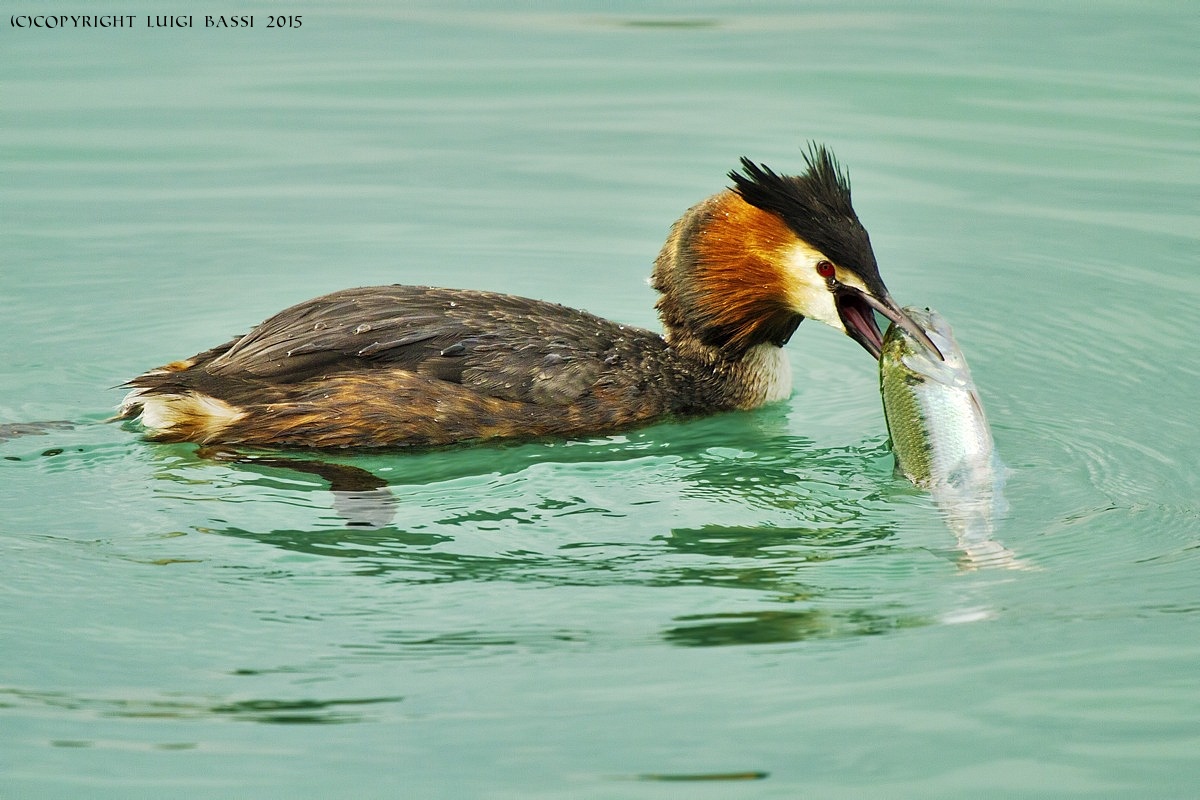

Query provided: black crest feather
[728,143,883,290]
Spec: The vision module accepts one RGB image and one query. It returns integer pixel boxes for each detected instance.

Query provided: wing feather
[184,285,659,407]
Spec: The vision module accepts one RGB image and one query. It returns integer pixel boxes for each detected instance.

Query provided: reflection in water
[612,18,721,30]
[211,512,894,595]
[209,526,451,561]
[637,771,769,782]
[0,687,402,726]
[0,420,76,443]
[196,446,399,529]
[343,627,589,662]
[661,523,893,561]
[216,524,938,652]
[174,409,900,534]
[0,417,115,466]
[128,412,981,650]
[663,608,923,647]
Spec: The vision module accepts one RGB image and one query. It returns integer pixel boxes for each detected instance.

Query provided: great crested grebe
[117,145,938,449]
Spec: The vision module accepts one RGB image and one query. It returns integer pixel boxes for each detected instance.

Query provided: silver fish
[880,307,1017,568]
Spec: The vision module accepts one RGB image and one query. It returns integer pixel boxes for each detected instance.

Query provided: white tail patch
[121,388,246,441]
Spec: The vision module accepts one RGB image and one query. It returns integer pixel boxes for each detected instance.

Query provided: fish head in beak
[834,281,943,361]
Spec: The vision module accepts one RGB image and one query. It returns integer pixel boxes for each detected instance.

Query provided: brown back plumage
[120,286,722,448]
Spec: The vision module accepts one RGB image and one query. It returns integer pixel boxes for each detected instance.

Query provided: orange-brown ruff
[118,145,933,449]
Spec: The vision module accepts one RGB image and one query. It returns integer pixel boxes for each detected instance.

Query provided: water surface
[3,2,1199,797]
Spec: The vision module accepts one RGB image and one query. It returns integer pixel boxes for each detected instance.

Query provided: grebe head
[653,143,940,361]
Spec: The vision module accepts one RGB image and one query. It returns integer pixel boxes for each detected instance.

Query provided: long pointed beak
[861,292,944,360]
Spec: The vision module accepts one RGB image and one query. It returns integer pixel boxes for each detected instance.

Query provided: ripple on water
[0,687,403,726]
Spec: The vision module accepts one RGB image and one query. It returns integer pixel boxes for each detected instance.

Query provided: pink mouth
[836,291,885,359]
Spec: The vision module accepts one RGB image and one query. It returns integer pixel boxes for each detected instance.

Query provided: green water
[3,2,1198,796]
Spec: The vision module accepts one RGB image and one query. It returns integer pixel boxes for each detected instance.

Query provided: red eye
[816,260,835,278]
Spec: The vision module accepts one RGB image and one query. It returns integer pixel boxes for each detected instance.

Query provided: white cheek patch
[783,244,845,331]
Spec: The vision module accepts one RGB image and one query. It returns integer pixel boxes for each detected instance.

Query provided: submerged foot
[196,446,396,528]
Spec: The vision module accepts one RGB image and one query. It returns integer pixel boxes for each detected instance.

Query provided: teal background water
[3,2,1198,796]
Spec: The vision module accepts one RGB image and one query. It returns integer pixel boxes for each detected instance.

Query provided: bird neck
[648,192,804,409]
[652,190,804,362]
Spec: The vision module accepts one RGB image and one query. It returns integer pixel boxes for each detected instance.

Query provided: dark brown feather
[121,285,750,448]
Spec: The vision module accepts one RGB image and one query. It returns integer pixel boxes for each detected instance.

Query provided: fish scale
[880,307,994,489]
[880,306,1017,568]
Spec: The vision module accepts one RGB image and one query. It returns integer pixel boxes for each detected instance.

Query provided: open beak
[835,286,944,361]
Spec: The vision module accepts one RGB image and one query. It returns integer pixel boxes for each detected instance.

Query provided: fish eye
[816,260,835,278]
